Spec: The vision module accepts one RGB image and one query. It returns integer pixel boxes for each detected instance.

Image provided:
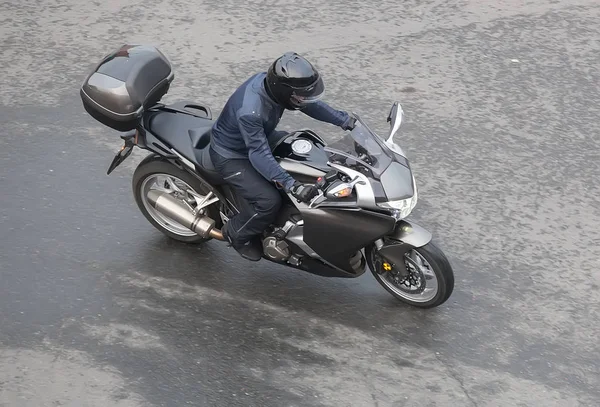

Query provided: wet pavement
[1,0,600,406]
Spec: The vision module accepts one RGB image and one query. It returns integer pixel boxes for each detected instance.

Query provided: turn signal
[333,187,352,198]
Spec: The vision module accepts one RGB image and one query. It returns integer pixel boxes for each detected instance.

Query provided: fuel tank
[273,131,330,183]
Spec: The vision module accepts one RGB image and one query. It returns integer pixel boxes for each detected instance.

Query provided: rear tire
[367,241,454,308]
[132,156,221,243]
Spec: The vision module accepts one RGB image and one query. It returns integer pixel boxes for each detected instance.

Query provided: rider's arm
[300,100,354,129]
[237,113,296,191]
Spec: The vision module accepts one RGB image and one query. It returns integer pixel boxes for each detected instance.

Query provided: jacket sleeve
[300,100,353,129]
[237,113,296,191]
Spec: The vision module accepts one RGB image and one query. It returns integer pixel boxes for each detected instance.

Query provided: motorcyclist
[209,52,356,261]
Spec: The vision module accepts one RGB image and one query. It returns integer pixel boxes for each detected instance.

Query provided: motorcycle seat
[191,132,220,176]
[188,127,212,149]
[146,110,223,183]
[189,130,224,184]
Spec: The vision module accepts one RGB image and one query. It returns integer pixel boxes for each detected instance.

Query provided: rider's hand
[342,114,357,131]
[290,181,319,203]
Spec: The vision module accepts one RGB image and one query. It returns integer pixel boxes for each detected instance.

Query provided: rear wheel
[367,242,454,308]
[132,156,221,243]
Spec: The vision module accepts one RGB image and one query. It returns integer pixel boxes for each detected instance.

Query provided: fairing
[324,117,415,201]
[300,207,396,274]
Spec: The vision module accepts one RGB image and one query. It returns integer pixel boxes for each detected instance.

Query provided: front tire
[132,156,221,243]
[367,241,454,308]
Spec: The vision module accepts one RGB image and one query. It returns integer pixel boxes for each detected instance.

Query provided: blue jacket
[211,72,352,191]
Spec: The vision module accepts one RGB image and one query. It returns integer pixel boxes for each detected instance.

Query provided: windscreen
[325,118,393,178]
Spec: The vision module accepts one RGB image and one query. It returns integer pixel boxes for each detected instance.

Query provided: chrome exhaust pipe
[146,190,224,240]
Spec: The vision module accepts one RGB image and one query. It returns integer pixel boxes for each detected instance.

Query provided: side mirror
[386,101,404,143]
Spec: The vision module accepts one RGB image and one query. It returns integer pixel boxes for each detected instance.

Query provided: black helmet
[265,52,325,110]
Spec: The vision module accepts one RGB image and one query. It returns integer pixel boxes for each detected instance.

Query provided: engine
[262,235,291,262]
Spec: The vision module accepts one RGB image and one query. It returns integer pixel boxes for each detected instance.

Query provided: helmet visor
[289,77,325,107]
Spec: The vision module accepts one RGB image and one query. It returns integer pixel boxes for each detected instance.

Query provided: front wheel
[367,242,454,308]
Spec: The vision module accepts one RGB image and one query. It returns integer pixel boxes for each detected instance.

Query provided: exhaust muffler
[146,190,224,240]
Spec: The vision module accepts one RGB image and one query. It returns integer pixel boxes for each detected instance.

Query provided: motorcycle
[80,44,454,308]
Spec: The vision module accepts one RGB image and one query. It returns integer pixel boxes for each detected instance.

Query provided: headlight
[378,177,418,219]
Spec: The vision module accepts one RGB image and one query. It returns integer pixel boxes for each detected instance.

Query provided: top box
[80,44,174,131]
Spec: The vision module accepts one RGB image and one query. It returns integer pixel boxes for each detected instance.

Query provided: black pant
[209,148,283,245]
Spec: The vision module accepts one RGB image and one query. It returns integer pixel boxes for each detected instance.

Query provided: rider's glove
[341,114,357,131]
[290,181,319,203]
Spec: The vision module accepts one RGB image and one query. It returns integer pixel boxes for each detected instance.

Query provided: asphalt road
[1,1,599,406]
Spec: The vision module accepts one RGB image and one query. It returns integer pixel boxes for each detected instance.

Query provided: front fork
[372,220,432,278]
